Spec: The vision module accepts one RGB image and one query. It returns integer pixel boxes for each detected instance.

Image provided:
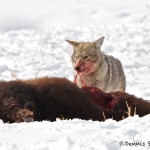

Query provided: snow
[0,116,150,150]
[0,0,150,149]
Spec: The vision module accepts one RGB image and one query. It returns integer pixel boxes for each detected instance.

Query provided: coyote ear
[65,40,79,47]
[94,36,105,48]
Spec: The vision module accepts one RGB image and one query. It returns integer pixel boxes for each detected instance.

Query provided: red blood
[74,73,119,112]
[82,86,118,112]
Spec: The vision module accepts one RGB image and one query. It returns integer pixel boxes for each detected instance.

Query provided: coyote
[66,36,126,92]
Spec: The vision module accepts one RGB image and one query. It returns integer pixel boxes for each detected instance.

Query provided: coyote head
[66,36,105,75]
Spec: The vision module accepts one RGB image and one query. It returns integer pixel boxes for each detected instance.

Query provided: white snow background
[0,0,150,149]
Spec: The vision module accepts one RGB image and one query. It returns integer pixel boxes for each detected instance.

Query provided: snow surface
[0,0,150,149]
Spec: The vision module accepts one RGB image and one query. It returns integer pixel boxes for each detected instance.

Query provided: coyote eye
[83,56,89,60]
[75,56,79,59]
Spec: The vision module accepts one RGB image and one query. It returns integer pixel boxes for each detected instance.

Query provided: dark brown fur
[26,77,150,121]
[0,81,36,123]
[0,77,149,123]
[111,91,150,119]
[25,77,105,122]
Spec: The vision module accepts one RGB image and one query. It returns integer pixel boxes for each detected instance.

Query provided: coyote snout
[74,59,91,74]
[74,59,98,75]
[74,60,85,72]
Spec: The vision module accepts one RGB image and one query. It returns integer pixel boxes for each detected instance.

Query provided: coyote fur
[66,36,126,92]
